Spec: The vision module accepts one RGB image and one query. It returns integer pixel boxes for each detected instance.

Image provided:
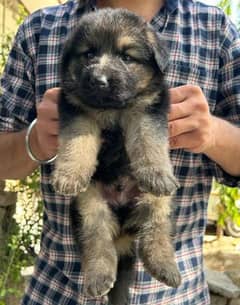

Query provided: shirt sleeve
[206,14,240,187]
[0,21,37,132]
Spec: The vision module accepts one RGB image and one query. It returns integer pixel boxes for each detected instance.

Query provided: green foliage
[0,5,39,304]
[218,0,232,16]
[213,181,240,229]
[16,4,28,26]
[0,34,12,75]
[218,0,240,30]
[0,171,42,304]
[215,1,240,232]
[0,4,28,75]
[8,171,43,255]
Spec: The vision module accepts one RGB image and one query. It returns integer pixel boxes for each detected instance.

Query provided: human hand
[168,85,216,154]
[30,88,60,161]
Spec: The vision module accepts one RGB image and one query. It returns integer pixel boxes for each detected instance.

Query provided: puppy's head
[61,8,168,109]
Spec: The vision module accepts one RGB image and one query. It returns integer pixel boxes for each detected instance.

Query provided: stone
[226,271,240,287]
[230,299,240,305]
[206,268,240,299]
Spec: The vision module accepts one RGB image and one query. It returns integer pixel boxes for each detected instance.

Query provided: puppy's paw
[84,267,116,298]
[152,261,181,288]
[142,256,181,288]
[136,168,179,196]
[52,172,90,195]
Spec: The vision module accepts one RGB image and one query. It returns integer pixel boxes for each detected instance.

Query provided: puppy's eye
[81,49,96,60]
[120,53,134,63]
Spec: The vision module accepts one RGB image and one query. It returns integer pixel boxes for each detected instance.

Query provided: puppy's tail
[108,253,136,305]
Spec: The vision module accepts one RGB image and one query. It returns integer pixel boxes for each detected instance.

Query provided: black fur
[93,127,130,184]
[54,8,181,305]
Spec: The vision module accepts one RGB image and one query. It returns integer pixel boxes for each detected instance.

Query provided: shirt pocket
[166,62,217,113]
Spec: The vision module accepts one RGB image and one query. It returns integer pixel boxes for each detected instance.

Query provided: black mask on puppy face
[61,8,169,110]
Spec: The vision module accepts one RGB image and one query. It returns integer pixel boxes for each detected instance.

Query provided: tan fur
[76,184,120,238]
[75,184,119,297]
[117,35,135,50]
[114,234,135,256]
[137,194,171,216]
[120,109,176,196]
[137,194,180,287]
[53,9,181,300]
[52,116,101,195]
[99,54,111,68]
[135,70,154,91]
[146,30,156,46]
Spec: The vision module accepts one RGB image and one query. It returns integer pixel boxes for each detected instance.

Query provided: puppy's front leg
[53,116,101,195]
[122,110,178,196]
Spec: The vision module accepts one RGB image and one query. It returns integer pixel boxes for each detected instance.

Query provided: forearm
[204,116,240,177]
[0,130,38,180]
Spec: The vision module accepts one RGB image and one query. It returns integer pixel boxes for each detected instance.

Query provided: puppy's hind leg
[137,194,181,288]
[75,184,119,298]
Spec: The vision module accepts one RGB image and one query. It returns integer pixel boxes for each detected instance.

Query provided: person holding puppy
[0,0,240,304]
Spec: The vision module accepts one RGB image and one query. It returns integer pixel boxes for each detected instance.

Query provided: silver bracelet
[25,118,57,164]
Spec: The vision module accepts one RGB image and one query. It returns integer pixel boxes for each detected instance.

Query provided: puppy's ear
[147,25,169,73]
[61,38,74,73]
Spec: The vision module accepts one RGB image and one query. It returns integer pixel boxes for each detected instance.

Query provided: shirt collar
[165,0,178,13]
[77,0,178,13]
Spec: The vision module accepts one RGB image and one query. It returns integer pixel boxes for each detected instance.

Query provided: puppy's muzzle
[89,73,109,90]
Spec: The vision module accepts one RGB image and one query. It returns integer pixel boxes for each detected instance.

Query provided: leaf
[0,289,6,298]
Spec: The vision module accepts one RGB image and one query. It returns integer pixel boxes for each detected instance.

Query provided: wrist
[202,116,219,157]
[26,119,57,164]
[29,121,45,160]
[203,116,224,159]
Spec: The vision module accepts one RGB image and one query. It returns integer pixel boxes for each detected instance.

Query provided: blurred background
[0,1,240,305]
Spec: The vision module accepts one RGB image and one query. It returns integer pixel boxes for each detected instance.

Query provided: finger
[38,102,59,118]
[48,135,59,149]
[36,119,59,137]
[37,97,60,122]
[169,85,201,104]
[44,87,61,104]
[168,117,199,138]
[168,102,193,122]
[169,86,189,104]
[37,88,61,118]
[48,121,59,136]
[37,133,59,158]
[169,131,199,151]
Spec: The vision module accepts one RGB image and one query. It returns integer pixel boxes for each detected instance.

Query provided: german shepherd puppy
[53,8,181,305]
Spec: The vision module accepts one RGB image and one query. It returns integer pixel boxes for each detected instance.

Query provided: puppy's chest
[90,110,121,129]
[93,126,130,185]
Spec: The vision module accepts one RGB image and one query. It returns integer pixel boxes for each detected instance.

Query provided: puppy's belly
[97,177,139,206]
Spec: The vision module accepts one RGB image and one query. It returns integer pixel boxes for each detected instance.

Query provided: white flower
[235,199,240,209]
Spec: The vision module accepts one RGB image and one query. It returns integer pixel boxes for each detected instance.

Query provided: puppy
[53,8,181,305]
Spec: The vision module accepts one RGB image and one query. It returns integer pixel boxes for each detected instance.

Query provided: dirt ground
[204,235,240,272]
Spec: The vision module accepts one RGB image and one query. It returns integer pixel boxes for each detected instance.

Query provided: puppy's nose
[90,74,109,89]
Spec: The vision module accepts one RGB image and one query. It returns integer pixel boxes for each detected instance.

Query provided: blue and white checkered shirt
[1,0,240,304]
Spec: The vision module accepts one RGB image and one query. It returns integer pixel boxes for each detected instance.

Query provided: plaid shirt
[1,0,240,304]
